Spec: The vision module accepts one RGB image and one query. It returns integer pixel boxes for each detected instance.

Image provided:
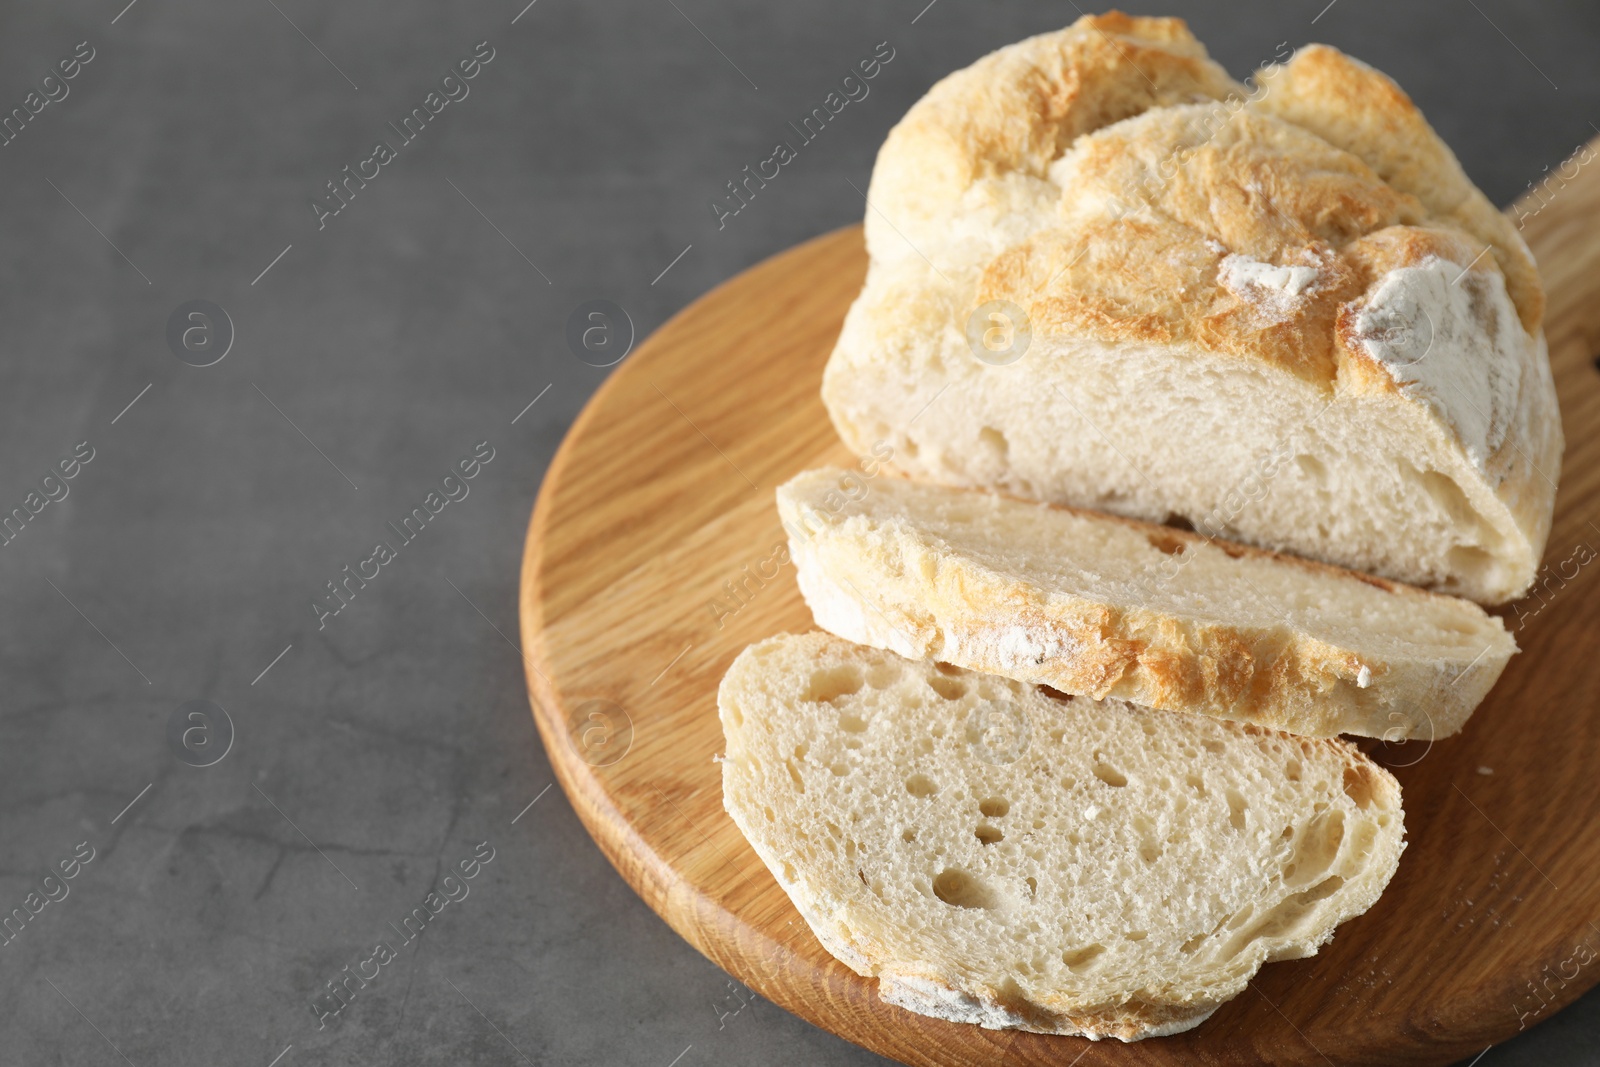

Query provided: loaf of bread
[719,632,1406,1040]
[822,13,1560,604]
[779,468,1515,740]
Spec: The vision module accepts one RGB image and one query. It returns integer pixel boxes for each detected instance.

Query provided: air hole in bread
[830,762,850,776]
[1405,466,1486,532]
[1284,759,1302,782]
[1218,541,1248,560]
[865,662,900,689]
[1295,454,1328,483]
[1133,815,1161,862]
[1025,876,1037,897]
[979,797,1010,818]
[1284,811,1345,888]
[1146,530,1187,556]
[1185,772,1206,795]
[839,713,868,734]
[902,827,917,842]
[804,665,865,704]
[978,426,1009,463]
[975,825,1004,845]
[905,774,938,798]
[1179,933,1206,954]
[1342,765,1379,810]
[1091,760,1127,788]
[1219,876,1347,960]
[1038,685,1074,704]
[1446,544,1499,588]
[1060,944,1105,972]
[1347,818,1381,862]
[933,661,963,676]
[932,868,997,910]
[1202,739,1225,755]
[927,674,967,701]
[785,759,805,794]
[1124,930,1148,942]
[1225,788,1247,831]
[1164,514,1196,533]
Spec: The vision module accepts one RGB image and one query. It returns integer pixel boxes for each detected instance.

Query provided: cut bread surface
[718,632,1406,1040]
[779,468,1515,739]
[824,13,1561,604]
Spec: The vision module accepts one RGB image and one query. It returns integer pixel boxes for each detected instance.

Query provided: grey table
[0,1,1593,1064]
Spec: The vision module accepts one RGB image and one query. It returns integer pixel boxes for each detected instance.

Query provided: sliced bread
[718,632,1406,1040]
[823,14,1560,604]
[778,467,1515,739]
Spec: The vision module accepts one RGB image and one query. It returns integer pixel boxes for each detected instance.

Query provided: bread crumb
[1356,665,1372,688]
[1476,766,1493,775]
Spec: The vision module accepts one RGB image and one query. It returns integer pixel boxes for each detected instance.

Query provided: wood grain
[520,140,1600,1066]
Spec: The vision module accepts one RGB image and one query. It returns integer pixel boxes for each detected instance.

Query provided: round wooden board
[520,155,1600,1066]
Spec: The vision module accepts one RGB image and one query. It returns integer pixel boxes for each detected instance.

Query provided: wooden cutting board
[519,140,1600,1066]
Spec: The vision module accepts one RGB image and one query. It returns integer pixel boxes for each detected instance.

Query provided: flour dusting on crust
[1350,256,1524,473]
[1219,254,1321,323]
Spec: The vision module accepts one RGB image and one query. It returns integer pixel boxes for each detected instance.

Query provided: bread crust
[827,13,1561,604]
[780,468,1516,739]
[877,973,1218,1041]
[862,13,1247,264]
[1252,44,1543,331]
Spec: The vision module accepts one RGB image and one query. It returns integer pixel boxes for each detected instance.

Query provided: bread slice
[718,632,1406,1040]
[778,468,1515,740]
[823,13,1560,604]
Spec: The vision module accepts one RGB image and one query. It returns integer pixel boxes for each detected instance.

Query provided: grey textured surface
[0,1,1594,1064]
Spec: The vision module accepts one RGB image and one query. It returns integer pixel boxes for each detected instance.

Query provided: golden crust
[783,471,1516,740]
[973,96,1519,389]
[865,13,1245,258]
[871,13,1544,380]
[912,578,1426,740]
[879,969,1220,1039]
[1252,44,1544,332]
